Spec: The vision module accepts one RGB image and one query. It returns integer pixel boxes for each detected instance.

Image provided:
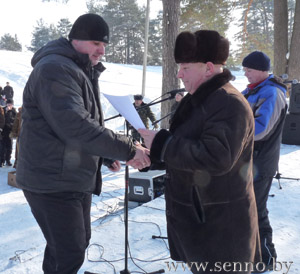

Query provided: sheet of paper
[103,93,146,130]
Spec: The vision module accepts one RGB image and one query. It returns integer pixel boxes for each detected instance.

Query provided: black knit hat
[69,14,109,43]
[174,30,229,64]
[134,94,143,100]
[242,51,270,71]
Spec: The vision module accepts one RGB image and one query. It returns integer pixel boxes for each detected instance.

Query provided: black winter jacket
[2,85,14,100]
[3,107,16,136]
[17,38,135,195]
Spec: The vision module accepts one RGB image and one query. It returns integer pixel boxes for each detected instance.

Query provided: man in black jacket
[17,14,150,274]
[0,98,16,167]
[2,82,14,100]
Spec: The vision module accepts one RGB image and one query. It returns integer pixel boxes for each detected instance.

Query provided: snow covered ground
[0,50,299,274]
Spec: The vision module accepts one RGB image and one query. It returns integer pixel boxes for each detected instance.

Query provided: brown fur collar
[170,68,233,132]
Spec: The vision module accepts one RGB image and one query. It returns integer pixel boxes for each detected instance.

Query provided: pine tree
[0,33,22,51]
[148,11,163,66]
[41,0,69,3]
[57,18,72,38]
[29,19,52,52]
[180,0,233,35]
[29,19,61,52]
[87,0,145,64]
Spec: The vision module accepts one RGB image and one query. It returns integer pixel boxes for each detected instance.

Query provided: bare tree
[273,0,288,76]
[244,0,300,81]
[287,0,300,80]
[161,0,181,129]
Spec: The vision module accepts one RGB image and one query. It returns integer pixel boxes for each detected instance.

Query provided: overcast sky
[0,0,162,50]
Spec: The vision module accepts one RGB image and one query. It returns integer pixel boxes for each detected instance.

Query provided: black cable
[86,243,117,274]
[87,185,170,273]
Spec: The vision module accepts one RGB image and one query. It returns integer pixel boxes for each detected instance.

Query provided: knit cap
[242,51,270,71]
[69,14,109,43]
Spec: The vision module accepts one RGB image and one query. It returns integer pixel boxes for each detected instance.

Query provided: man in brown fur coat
[139,30,261,274]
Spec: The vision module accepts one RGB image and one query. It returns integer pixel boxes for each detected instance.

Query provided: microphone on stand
[284,79,299,84]
[165,88,185,98]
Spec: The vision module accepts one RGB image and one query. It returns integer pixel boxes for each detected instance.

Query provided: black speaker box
[128,170,166,203]
[288,83,300,114]
[282,113,300,145]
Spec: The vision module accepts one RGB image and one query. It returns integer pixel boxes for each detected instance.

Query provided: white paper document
[103,93,146,130]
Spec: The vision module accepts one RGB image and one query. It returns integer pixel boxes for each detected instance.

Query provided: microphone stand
[104,94,176,122]
[152,111,174,127]
[274,171,300,190]
[121,163,130,273]
[103,95,173,274]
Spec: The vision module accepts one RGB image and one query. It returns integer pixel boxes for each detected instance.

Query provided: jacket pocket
[192,185,206,223]
[168,187,206,225]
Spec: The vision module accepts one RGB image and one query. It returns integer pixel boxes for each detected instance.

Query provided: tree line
[0,0,297,70]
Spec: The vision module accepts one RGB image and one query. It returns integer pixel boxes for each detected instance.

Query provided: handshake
[107,129,158,172]
[126,129,158,170]
[126,141,150,170]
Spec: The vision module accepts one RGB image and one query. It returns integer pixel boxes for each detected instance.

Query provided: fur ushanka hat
[174,30,229,65]
[134,94,143,100]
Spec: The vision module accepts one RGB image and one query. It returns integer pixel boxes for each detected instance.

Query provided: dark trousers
[253,176,277,265]
[0,133,12,163]
[23,190,92,274]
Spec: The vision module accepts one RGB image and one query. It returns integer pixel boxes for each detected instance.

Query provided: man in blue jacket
[242,51,287,272]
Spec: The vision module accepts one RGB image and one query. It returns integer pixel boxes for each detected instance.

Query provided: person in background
[128,94,158,143]
[0,105,5,129]
[16,13,150,274]
[10,106,22,168]
[0,98,16,167]
[169,91,184,124]
[0,96,6,107]
[0,86,6,106]
[242,51,287,271]
[3,82,14,100]
[139,30,260,274]
[0,106,5,163]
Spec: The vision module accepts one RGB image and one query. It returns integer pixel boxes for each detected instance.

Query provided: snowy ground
[0,50,299,274]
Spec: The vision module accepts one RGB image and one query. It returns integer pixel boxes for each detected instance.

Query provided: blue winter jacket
[242,74,287,176]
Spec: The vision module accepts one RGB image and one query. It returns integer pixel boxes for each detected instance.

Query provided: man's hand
[108,160,121,172]
[126,142,150,169]
[138,129,158,149]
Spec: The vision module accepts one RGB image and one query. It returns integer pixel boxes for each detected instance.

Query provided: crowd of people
[1,12,288,274]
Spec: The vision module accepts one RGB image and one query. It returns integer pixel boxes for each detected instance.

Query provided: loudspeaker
[288,83,300,114]
[282,113,300,145]
[128,170,166,203]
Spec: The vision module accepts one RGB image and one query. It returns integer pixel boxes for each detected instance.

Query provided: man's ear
[205,62,215,77]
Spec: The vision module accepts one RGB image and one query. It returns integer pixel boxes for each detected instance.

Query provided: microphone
[284,79,299,84]
[166,88,185,97]
[152,235,168,239]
